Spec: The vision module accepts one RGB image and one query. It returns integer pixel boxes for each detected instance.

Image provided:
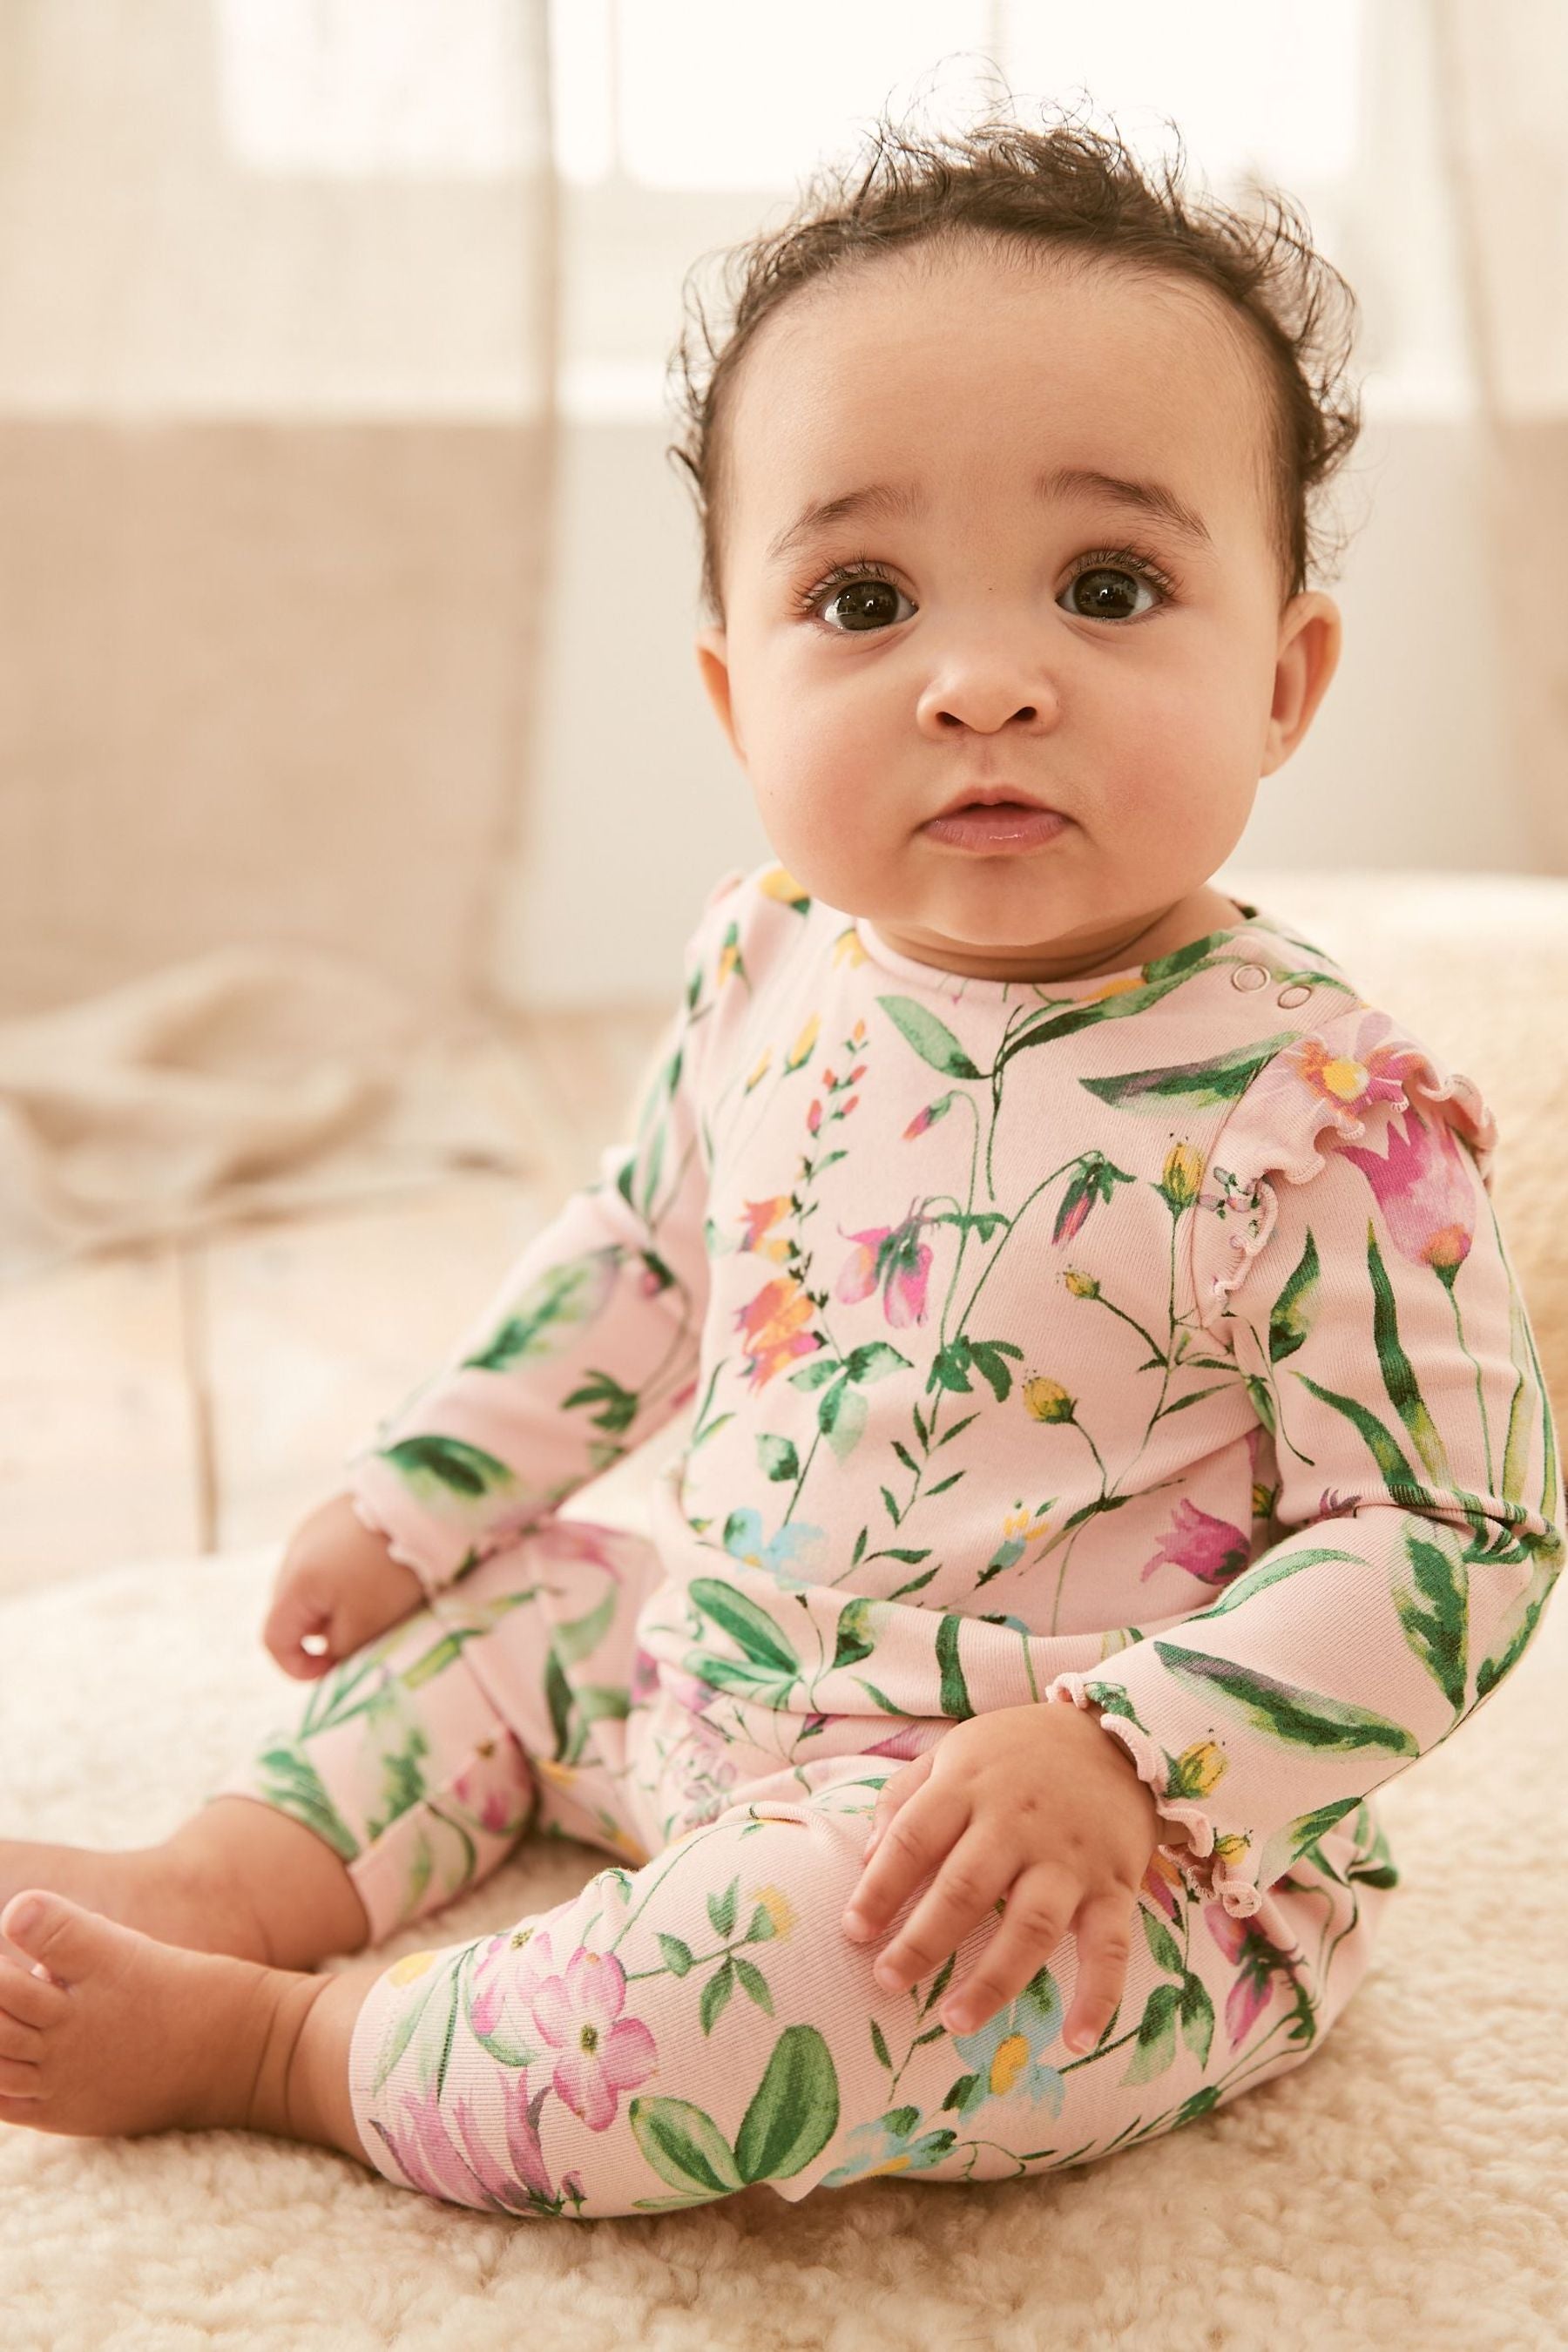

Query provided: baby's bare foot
[0,1889,326,2143]
[0,1838,268,1967]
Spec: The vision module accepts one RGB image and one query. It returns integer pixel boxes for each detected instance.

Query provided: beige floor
[0,1006,668,1598]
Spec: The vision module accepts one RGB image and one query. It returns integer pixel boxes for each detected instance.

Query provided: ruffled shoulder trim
[1192,997,1499,1321]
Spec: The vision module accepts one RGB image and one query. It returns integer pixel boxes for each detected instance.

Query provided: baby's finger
[1060,1889,1136,2055]
[936,1863,1078,2033]
[871,1828,1017,2001]
[841,1779,968,1944]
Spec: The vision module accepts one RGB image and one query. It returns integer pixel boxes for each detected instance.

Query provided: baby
[2,101,1562,2216]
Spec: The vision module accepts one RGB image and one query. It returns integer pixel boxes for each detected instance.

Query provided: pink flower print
[449,1753,527,1838]
[377,2081,492,2207]
[445,2071,556,2210]
[835,1213,934,1328]
[470,1920,558,2044]
[1206,1905,1286,2047]
[531,1946,657,2130]
[904,1096,952,1139]
[1334,1106,1477,1278]
[1139,1497,1250,1589]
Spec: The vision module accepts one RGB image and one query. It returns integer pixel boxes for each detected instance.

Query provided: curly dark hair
[666,92,1363,628]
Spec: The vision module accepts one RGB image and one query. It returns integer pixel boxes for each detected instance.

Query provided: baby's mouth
[921,801,1071,853]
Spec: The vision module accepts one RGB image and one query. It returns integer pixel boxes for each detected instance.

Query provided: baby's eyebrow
[766,464,1213,567]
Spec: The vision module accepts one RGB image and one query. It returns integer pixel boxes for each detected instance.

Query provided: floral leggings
[205,1515,1394,2219]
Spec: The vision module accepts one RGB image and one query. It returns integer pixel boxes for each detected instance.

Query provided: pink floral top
[347,862,1565,1919]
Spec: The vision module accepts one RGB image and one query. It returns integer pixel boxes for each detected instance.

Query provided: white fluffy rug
[2,1536,1565,2350]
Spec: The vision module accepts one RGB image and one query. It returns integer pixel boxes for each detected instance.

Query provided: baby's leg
[0,1578,539,1975]
[0,1798,368,1972]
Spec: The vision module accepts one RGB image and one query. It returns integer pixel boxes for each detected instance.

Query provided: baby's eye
[1059,562,1163,623]
[809,571,913,634]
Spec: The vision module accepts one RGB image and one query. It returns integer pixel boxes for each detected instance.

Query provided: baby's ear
[693,627,744,763]
[1262,591,1342,773]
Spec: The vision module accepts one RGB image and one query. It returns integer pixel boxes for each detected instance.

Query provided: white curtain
[0,0,559,1279]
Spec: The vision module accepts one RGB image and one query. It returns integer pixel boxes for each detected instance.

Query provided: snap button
[1277,984,1313,1008]
[1230,963,1267,990]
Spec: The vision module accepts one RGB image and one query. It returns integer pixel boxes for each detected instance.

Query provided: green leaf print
[1268,1231,1320,1362]
[1178,1973,1215,2067]
[1475,1547,1560,1701]
[877,997,984,1080]
[658,1933,695,1976]
[1078,1032,1301,1112]
[402,1627,487,1692]
[381,1432,515,1504]
[733,2024,841,2184]
[700,1957,735,2033]
[1366,1221,1450,1484]
[461,1253,619,1371]
[831,1597,876,1672]
[552,1584,618,1668]
[629,2096,746,2199]
[252,1747,360,1862]
[1152,1640,1421,1755]
[733,1957,774,2015]
[819,1376,868,1464]
[1121,1980,1181,2084]
[688,1579,801,1676]
[362,1723,431,1844]
[708,1876,740,1937]
[936,1612,974,1720]
[370,1952,453,2099]
[1393,1524,1470,1714]
[560,1367,639,1436]
[1292,1372,1419,1488]
[757,1434,801,1483]
[842,1342,909,1383]
[1181,1544,1368,1625]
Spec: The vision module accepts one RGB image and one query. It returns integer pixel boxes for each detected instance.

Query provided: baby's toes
[0,1945,66,2030]
[0,1999,42,2099]
[0,1890,125,1998]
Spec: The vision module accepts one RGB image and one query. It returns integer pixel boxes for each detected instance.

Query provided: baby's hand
[262,1490,427,1680]
[841,1701,1162,2053]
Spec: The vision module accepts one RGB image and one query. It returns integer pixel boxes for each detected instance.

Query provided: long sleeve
[343,868,747,1598]
[1043,1001,1565,1917]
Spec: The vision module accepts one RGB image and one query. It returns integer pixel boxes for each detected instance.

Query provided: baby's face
[694,242,1342,981]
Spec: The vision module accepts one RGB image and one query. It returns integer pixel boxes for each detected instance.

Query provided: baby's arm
[1043,1089,1565,1918]
[341,871,745,1603]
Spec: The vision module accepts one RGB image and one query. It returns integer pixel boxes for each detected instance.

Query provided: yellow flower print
[988,2032,1032,2096]
[759,865,809,909]
[715,926,743,990]
[389,1949,440,1986]
[1082,972,1146,1005]
[744,1046,773,1092]
[1212,1831,1252,1866]
[833,923,869,968]
[535,1757,580,1793]
[1063,1268,1099,1299]
[1170,1739,1228,1799]
[1023,1375,1076,1424]
[784,1014,821,1073]
[1159,1140,1205,1212]
[752,1884,795,1940]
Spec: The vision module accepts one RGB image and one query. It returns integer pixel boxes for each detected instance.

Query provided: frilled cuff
[1043,1673,1265,1919]
[343,1452,512,1603]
